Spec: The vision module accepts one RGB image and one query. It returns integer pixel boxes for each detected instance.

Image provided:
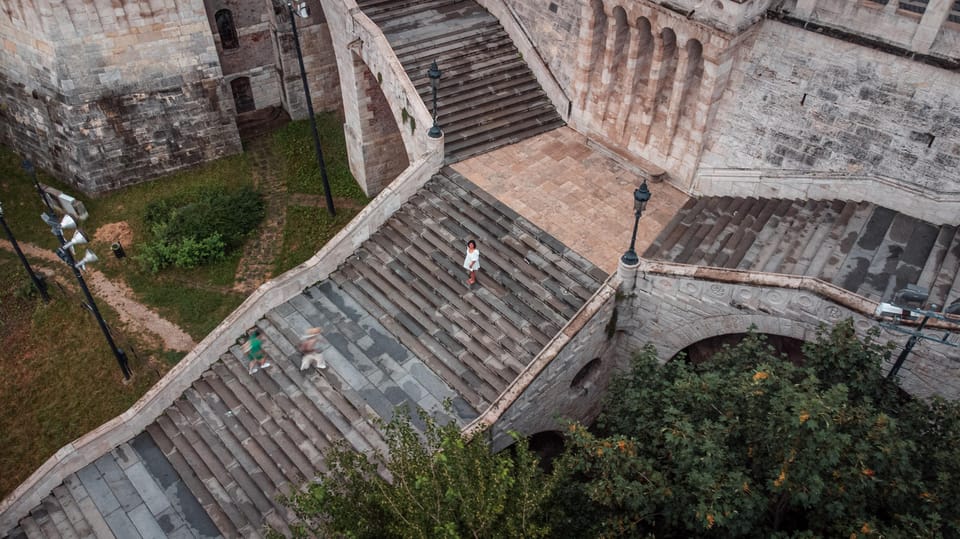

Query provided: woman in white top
[463,239,480,286]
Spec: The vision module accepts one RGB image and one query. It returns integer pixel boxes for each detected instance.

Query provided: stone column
[662,40,692,153]
[615,25,644,142]
[911,0,952,53]
[341,49,409,197]
[636,32,665,146]
[572,0,604,125]
[590,10,620,133]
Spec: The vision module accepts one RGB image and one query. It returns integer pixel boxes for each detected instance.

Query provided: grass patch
[0,251,168,499]
[272,116,369,202]
[273,205,362,275]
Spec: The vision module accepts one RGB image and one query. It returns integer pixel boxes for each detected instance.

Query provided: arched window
[215,9,239,50]
[231,77,255,113]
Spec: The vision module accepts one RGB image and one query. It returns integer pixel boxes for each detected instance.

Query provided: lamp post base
[620,249,639,266]
[428,124,443,138]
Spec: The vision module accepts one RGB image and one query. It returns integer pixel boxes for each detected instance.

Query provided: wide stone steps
[358,0,564,163]
[4,168,608,538]
[5,436,219,539]
[645,196,960,307]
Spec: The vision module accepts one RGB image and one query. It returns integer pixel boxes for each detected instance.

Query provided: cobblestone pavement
[233,138,288,294]
[452,127,691,274]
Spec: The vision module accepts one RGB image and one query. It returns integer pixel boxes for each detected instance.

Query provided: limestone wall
[0,0,242,194]
[698,20,960,215]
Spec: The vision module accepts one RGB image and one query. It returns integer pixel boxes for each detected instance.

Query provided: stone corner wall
[0,0,243,194]
[489,285,620,451]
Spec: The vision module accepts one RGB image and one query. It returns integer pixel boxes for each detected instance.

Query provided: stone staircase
[357,0,565,163]
[644,197,960,307]
[3,168,607,538]
[5,435,219,539]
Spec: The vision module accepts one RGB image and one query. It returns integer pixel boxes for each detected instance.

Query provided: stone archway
[674,332,806,364]
[652,313,823,366]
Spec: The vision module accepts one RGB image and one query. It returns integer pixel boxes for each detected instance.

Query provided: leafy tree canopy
[550,321,960,538]
[284,406,554,539]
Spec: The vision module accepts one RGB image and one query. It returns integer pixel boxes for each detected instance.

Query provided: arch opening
[672,333,807,364]
[215,9,239,50]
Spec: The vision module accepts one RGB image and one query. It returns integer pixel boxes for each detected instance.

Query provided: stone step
[916,225,956,295]
[385,213,543,354]
[403,37,517,81]
[754,200,805,273]
[773,199,835,275]
[158,404,267,537]
[142,425,240,538]
[362,0,466,25]
[389,206,556,347]
[931,227,960,308]
[329,272,489,410]
[407,191,569,333]
[50,486,89,538]
[436,174,600,300]
[803,200,861,277]
[418,58,530,101]
[817,201,875,283]
[168,394,294,537]
[835,206,897,297]
[445,116,565,163]
[392,22,504,61]
[127,431,221,539]
[786,200,846,276]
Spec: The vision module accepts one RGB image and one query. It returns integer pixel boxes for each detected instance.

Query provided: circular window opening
[571,357,601,390]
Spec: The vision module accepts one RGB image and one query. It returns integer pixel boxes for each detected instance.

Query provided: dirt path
[1,241,196,352]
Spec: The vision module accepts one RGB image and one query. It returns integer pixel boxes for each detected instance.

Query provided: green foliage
[272,205,361,276]
[137,186,264,272]
[285,406,554,538]
[550,321,960,537]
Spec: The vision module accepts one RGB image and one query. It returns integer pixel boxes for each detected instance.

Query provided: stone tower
[0,0,242,194]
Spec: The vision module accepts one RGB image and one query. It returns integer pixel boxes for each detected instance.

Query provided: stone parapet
[693,168,960,225]
[0,151,443,533]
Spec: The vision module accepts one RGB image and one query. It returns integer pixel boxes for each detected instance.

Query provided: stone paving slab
[452,126,691,274]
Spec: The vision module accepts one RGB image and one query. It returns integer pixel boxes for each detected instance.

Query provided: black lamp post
[24,159,132,380]
[287,0,336,217]
[620,180,652,266]
[0,200,49,302]
[427,60,442,138]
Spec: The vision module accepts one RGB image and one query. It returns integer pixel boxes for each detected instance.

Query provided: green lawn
[0,250,171,499]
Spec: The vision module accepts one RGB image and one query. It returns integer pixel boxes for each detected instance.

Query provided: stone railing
[463,274,620,440]
[693,168,960,225]
[476,0,572,121]
[0,149,443,532]
[340,1,437,161]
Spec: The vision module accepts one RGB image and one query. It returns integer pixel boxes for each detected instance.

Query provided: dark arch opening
[215,9,239,50]
[528,431,566,473]
[673,333,806,364]
[231,77,255,113]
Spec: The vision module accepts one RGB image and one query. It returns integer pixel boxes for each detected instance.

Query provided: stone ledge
[693,168,960,225]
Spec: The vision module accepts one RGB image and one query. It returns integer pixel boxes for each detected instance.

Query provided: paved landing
[453,127,691,274]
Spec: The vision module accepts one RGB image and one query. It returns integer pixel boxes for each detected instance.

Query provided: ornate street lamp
[24,159,132,380]
[286,0,336,216]
[427,60,442,138]
[620,180,652,266]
